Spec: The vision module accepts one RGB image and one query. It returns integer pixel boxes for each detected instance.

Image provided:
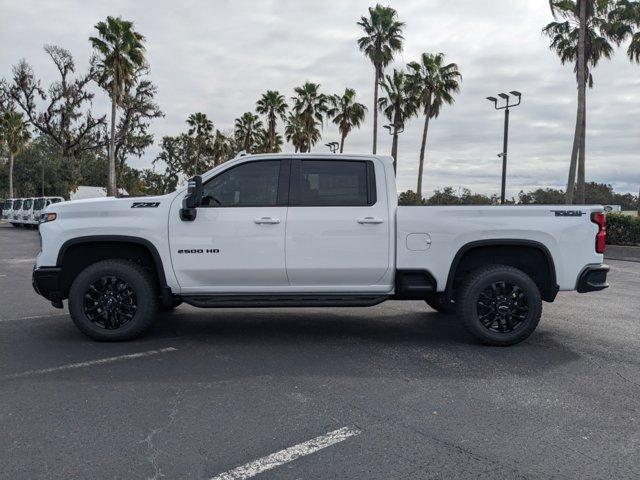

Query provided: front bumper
[32,266,64,307]
[576,264,610,293]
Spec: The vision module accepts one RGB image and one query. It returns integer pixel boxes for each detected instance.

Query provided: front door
[285,159,391,289]
[169,159,290,293]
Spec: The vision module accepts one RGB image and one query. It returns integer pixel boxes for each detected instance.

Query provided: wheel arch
[445,239,559,302]
[56,235,171,302]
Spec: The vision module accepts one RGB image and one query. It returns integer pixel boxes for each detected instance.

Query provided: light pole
[486,91,522,203]
[325,142,339,154]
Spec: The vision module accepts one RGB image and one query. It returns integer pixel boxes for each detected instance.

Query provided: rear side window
[50,198,62,204]
[13,200,22,210]
[23,199,33,210]
[291,160,376,207]
[201,160,282,207]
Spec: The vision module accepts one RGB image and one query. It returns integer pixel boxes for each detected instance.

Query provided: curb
[605,245,640,263]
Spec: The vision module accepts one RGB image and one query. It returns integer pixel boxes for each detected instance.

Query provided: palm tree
[212,130,236,166]
[378,69,418,171]
[328,88,367,153]
[357,4,405,154]
[291,82,328,152]
[284,113,309,153]
[90,16,146,197]
[544,1,615,204]
[186,112,214,172]
[234,112,263,153]
[407,53,461,200]
[256,91,288,152]
[0,110,30,198]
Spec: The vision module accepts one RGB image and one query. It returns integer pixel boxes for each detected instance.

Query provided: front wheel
[68,259,158,341]
[456,265,542,346]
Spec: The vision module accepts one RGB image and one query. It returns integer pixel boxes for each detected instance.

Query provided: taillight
[591,212,606,254]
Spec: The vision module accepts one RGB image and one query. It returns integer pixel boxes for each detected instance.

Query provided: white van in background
[32,197,64,224]
[10,199,23,226]
[20,198,36,226]
[2,199,14,222]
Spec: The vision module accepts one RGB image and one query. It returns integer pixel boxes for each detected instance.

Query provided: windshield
[3,200,12,210]
[23,199,33,210]
[13,200,22,210]
[34,198,45,210]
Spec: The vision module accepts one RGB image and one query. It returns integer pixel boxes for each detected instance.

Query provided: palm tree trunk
[269,115,275,152]
[373,67,379,154]
[340,130,346,153]
[9,152,14,198]
[108,81,118,197]
[391,133,398,172]
[416,100,432,200]
[577,98,586,204]
[566,0,587,205]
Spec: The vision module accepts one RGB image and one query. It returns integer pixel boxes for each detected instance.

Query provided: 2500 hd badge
[177,249,220,254]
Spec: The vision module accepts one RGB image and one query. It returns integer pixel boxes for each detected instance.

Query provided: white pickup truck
[33,153,609,346]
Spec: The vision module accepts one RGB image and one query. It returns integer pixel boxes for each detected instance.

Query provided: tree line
[1,2,640,204]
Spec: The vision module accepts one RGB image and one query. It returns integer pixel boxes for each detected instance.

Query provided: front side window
[3,200,12,210]
[13,200,22,210]
[201,160,281,207]
[294,160,374,206]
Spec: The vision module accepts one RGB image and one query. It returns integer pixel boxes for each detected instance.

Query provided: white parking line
[209,426,361,480]
[1,347,177,380]
[0,313,67,323]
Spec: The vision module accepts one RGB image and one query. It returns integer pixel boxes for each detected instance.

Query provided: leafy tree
[7,46,105,161]
[186,112,214,172]
[154,134,198,182]
[357,4,404,154]
[291,82,328,152]
[398,190,425,205]
[328,88,367,153]
[407,53,461,200]
[378,69,418,170]
[113,68,163,185]
[90,16,146,196]
[234,112,263,153]
[517,188,566,204]
[256,90,287,152]
[0,110,31,197]
[544,1,616,204]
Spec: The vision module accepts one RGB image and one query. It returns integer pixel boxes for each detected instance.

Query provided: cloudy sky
[1,0,639,197]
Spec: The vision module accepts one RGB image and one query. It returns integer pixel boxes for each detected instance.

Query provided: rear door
[285,158,391,289]
[169,159,290,293]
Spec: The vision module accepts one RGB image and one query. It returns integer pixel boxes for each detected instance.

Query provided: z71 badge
[131,202,160,208]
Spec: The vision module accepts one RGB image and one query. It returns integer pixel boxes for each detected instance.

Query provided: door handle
[254,217,281,224]
[357,217,384,224]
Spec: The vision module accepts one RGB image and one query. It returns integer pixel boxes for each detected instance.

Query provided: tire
[68,259,158,341]
[457,265,542,346]
[160,298,183,311]
[425,293,455,313]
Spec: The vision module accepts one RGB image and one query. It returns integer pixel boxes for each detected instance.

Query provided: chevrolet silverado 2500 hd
[33,153,609,345]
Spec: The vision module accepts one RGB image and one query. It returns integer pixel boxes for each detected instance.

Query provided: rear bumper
[32,266,64,306]
[576,264,610,293]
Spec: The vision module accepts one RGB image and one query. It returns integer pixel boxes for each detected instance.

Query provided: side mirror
[180,175,203,221]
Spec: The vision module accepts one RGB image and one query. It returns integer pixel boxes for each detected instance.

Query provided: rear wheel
[425,293,455,314]
[68,259,158,341]
[457,265,541,346]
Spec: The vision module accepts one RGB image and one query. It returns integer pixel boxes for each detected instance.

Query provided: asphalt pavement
[0,222,639,479]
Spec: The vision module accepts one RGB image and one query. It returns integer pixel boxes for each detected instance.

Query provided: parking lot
[1,222,639,479]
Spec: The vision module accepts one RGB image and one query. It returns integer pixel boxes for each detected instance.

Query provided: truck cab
[33,153,609,346]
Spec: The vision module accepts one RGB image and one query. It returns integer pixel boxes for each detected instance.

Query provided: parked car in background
[20,198,36,226]
[2,199,13,222]
[10,198,23,226]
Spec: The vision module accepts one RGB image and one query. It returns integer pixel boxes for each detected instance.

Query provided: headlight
[42,212,57,223]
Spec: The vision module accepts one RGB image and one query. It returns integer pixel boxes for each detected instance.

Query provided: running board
[181,294,389,308]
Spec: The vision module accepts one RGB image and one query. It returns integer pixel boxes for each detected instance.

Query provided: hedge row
[606,213,640,246]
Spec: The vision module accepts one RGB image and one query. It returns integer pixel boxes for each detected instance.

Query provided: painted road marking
[1,347,177,380]
[0,313,68,323]
[209,426,361,480]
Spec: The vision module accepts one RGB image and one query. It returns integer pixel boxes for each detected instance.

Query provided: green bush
[606,213,640,246]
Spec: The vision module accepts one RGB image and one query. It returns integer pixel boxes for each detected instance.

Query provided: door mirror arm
[180,175,203,221]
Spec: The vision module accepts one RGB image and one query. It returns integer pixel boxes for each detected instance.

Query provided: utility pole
[486,91,522,203]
